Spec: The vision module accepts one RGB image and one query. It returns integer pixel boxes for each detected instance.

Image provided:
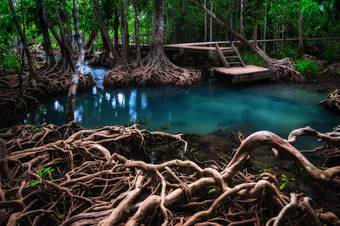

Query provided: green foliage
[241,52,267,67]
[275,44,299,60]
[251,160,272,173]
[279,174,295,190]
[323,42,337,63]
[295,59,320,77]
[30,167,55,187]
[1,51,21,74]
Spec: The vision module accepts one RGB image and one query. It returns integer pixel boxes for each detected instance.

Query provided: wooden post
[0,139,9,180]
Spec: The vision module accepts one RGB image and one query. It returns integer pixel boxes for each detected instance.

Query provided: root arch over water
[0,122,339,225]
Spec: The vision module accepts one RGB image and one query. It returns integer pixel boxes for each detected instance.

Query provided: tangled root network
[0,121,339,225]
[104,56,201,87]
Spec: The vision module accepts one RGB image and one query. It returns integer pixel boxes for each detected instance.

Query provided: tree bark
[298,10,303,53]
[92,0,120,63]
[65,0,84,123]
[120,0,130,64]
[263,0,267,51]
[198,2,273,64]
[148,0,164,64]
[61,0,73,48]
[165,0,169,44]
[132,0,142,65]
[113,9,120,54]
[37,0,56,68]
[240,0,245,37]
[8,0,37,80]
[0,139,9,181]
[204,0,207,42]
[209,1,213,42]
[83,32,97,57]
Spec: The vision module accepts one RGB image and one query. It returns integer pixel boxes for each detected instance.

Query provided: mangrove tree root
[270,58,305,82]
[319,89,340,113]
[0,123,339,225]
[88,51,114,67]
[103,55,201,87]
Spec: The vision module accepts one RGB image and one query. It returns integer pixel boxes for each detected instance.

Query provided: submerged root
[103,56,201,87]
[88,51,114,68]
[270,58,305,82]
[0,61,95,120]
[0,122,339,225]
[319,89,340,114]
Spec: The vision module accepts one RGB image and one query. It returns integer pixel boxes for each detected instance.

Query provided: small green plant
[241,52,267,67]
[207,185,219,194]
[251,160,272,172]
[295,59,320,77]
[32,126,43,132]
[279,174,295,190]
[30,167,55,187]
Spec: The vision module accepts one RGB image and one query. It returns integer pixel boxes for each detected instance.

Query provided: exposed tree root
[88,51,114,68]
[0,63,95,120]
[270,58,305,82]
[319,89,340,113]
[0,122,339,225]
[103,55,201,87]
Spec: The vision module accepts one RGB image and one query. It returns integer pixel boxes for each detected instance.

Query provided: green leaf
[290,178,295,181]
[281,178,289,183]
[280,183,286,190]
[208,188,217,194]
[30,181,41,187]
[43,167,52,174]
[38,170,43,177]
[251,161,263,166]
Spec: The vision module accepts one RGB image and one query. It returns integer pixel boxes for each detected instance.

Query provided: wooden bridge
[164,41,271,84]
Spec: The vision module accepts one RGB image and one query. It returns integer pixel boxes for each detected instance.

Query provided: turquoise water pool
[8,62,340,149]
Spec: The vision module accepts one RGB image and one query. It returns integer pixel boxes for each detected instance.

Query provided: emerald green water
[6,62,339,149]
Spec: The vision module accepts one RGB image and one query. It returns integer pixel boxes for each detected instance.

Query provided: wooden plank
[231,42,245,67]
[213,65,272,84]
[215,43,229,68]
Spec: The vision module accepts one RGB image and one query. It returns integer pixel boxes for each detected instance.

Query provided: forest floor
[0,122,339,225]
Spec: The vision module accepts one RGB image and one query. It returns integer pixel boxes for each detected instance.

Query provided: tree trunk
[204,0,207,42]
[37,0,56,68]
[263,0,267,51]
[132,0,142,65]
[61,0,73,48]
[65,0,84,123]
[83,32,97,57]
[165,0,169,44]
[54,5,75,71]
[8,0,37,80]
[298,10,303,53]
[113,9,120,54]
[240,0,245,37]
[198,2,273,64]
[209,1,213,42]
[0,139,9,181]
[253,0,258,46]
[148,0,165,63]
[93,0,120,63]
[120,0,130,64]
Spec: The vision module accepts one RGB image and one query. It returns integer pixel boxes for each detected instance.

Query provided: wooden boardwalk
[165,41,273,83]
[214,66,271,84]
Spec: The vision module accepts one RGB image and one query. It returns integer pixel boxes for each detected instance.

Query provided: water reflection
[4,62,339,152]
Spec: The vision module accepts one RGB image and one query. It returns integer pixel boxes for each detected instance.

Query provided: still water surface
[12,62,340,147]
